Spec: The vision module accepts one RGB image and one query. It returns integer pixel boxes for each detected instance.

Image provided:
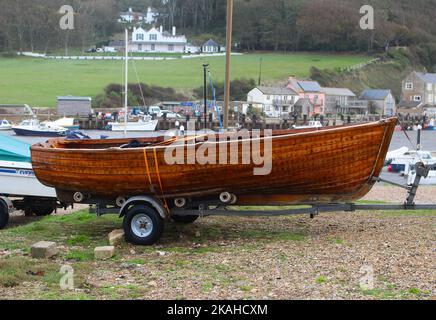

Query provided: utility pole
[223,0,234,130]
[203,63,209,130]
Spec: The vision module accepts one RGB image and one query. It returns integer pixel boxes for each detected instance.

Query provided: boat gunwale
[31,118,398,153]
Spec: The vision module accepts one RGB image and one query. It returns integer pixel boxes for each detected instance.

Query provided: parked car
[159,110,182,119]
[147,106,162,116]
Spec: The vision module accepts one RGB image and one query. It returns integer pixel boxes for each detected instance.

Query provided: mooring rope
[153,148,170,215]
[143,148,170,216]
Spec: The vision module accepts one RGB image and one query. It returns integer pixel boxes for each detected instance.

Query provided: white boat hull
[0,160,56,198]
[109,120,158,132]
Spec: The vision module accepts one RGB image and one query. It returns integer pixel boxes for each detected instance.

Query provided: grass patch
[0,53,370,107]
[316,276,327,284]
[0,256,58,288]
[65,249,94,262]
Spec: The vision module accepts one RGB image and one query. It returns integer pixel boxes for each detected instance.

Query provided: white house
[247,86,300,118]
[130,26,187,53]
[119,7,158,24]
[202,39,221,53]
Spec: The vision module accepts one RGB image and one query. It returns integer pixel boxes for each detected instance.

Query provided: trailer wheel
[123,205,164,246]
[171,215,198,224]
[31,204,55,217]
[0,201,9,229]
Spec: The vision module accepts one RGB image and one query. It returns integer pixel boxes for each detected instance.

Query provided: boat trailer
[88,162,436,245]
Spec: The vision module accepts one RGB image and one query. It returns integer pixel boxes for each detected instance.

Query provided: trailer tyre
[0,202,9,229]
[171,215,198,224]
[123,205,164,246]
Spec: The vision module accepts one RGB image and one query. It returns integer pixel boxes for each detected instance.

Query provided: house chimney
[160,26,163,33]
[128,7,132,13]
[172,26,176,36]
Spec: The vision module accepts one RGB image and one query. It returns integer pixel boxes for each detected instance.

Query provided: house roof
[297,81,322,92]
[203,39,219,47]
[398,100,423,109]
[416,72,436,84]
[57,96,92,101]
[321,87,356,97]
[360,89,391,100]
[256,86,298,95]
[294,98,314,107]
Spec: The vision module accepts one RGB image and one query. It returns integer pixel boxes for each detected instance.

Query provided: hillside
[310,49,423,101]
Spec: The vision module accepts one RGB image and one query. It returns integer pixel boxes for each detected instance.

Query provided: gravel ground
[1,185,434,300]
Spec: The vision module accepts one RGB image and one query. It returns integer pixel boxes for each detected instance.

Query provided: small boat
[31,118,397,206]
[293,121,323,129]
[386,148,436,173]
[12,118,67,137]
[45,117,80,130]
[0,134,56,197]
[108,115,158,132]
[0,119,12,131]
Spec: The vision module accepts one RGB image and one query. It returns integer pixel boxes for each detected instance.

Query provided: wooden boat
[30,118,397,206]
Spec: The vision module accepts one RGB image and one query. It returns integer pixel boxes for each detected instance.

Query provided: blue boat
[12,119,67,137]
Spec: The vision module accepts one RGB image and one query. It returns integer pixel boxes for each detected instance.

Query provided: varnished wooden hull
[30,118,397,205]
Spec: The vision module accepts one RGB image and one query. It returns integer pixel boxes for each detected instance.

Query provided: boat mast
[124,28,129,137]
[223,0,234,130]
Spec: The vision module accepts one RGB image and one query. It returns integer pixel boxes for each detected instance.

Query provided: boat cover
[0,133,31,162]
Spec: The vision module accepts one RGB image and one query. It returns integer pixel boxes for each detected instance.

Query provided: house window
[138,44,142,51]
[428,83,434,91]
[168,44,174,51]
[429,94,434,103]
[414,95,421,102]
[150,44,155,51]
[149,34,157,41]
[405,82,413,90]
[266,95,270,100]
[136,34,144,41]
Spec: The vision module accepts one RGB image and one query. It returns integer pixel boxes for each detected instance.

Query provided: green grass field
[0,53,370,107]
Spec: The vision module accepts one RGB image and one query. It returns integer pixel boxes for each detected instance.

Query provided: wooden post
[223,0,233,130]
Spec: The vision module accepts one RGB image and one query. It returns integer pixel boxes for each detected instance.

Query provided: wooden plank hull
[30,118,397,205]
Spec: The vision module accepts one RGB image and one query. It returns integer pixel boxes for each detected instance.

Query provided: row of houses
[247,77,396,118]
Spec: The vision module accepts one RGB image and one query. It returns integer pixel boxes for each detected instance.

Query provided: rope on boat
[143,148,170,216]
[153,148,170,216]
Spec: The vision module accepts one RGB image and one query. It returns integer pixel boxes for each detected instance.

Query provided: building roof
[294,98,314,107]
[57,96,92,101]
[256,86,298,95]
[203,39,219,47]
[416,72,436,84]
[297,81,322,92]
[321,87,356,97]
[398,100,423,109]
[360,89,391,100]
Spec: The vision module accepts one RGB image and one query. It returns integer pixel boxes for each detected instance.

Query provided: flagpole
[223,0,233,130]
